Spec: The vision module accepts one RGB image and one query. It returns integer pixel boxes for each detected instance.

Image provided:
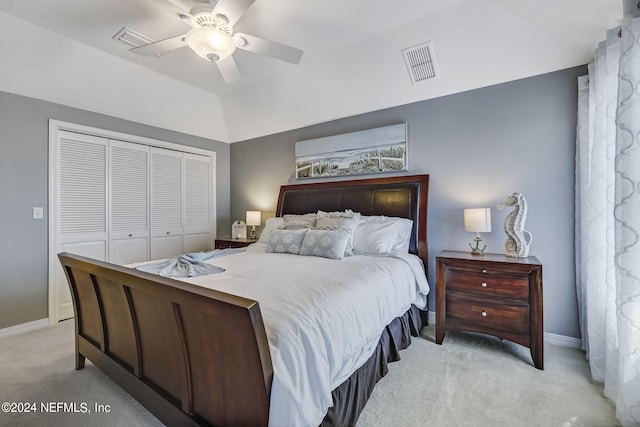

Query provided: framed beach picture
[295,123,408,179]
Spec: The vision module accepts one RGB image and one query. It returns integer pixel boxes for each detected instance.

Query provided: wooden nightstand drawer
[446,269,529,300]
[447,293,529,334]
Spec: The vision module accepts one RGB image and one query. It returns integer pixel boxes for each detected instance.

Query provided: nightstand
[214,238,258,249]
[435,250,544,369]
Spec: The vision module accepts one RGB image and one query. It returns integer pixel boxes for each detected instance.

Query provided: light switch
[33,207,44,219]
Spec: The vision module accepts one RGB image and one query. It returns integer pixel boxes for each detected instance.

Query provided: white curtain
[575,2,640,425]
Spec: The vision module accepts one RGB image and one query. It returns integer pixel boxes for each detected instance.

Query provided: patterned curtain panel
[575,3,640,426]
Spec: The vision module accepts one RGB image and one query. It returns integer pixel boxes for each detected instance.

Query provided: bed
[58,174,430,426]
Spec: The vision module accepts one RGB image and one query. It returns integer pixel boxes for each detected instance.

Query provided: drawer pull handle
[482,269,487,274]
[128,233,133,237]
[166,231,170,235]
[481,311,487,317]
[481,282,487,288]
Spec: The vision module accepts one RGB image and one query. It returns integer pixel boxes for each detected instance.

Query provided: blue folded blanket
[136,248,245,278]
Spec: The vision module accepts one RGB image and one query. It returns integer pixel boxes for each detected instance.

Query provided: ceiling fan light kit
[185,27,235,61]
[186,7,235,62]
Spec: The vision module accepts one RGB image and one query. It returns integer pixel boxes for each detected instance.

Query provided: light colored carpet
[0,320,619,427]
[357,326,619,427]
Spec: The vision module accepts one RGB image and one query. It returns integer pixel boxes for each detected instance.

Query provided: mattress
[174,243,429,426]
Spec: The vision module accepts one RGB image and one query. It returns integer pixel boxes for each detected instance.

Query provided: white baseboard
[426,311,582,349]
[544,332,582,349]
[0,318,49,338]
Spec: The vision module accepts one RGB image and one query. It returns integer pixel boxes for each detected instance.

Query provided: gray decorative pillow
[280,213,317,229]
[316,209,357,218]
[299,229,350,260]
[315,213,360,256]
[266,229,308,254]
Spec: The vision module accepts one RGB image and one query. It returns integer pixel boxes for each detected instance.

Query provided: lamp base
[469,235,487,256]
[249,225,257,240]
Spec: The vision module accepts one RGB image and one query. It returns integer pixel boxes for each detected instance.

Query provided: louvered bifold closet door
[184,153,213,253]
[150,148,184,260]
[109,140,150,265]
[56,131,108,320]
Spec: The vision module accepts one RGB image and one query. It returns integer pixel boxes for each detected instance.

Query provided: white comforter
[181,243,429,427]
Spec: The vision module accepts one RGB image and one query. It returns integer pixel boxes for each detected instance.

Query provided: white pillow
[315,210,361,256]
[389,217,413,253]
[257,217,284,244]
[352,216,413,255]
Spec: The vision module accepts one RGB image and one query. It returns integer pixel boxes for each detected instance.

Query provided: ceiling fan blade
[165,0,207,13]
[215,0,255,26]
[130,34,187,56]
[216,56,241,84]
[234,32,303,64]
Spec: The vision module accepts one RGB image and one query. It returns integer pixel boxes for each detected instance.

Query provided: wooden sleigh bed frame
[58,174,429,426]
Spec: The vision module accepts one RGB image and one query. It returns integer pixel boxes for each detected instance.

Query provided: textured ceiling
[0,0,622,142]
[0,0,620,96]
[0,0,466,95]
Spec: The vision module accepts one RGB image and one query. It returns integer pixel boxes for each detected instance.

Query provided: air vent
[113,27,154,48]
[402,42,438,84]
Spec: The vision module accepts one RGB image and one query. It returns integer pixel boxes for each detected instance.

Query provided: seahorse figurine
[497,192,532,258]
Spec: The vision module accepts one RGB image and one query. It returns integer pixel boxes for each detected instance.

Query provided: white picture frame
[232,220,247,239]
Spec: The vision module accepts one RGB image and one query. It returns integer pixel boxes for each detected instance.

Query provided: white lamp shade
[185,27,236,61]
[246,211,261,226]
[464,208,491,233]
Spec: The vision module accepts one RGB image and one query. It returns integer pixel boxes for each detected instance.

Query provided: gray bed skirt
[321,304,427,426]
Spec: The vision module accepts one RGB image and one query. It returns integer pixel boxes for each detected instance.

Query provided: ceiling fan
[130,0,303,84]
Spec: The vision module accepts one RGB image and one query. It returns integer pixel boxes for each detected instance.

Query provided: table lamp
[246,211,261,239]
[464,208,491,255]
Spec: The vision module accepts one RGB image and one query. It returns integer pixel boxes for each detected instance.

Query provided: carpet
[0,319,619,426]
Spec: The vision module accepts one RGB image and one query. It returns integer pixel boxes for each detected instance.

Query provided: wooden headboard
[275,174,429,266]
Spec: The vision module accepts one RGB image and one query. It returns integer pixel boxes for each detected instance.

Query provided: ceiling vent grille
[402,42,437,84]
[113,27,154,49]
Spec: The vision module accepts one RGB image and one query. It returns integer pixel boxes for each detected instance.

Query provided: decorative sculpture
[497,192,532,258]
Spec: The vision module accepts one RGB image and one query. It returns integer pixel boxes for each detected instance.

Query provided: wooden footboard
[58,252,273,427]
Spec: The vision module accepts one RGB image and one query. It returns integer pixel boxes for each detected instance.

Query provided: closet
[50,124,216,322]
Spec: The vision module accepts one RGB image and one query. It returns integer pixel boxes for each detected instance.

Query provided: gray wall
[231,66,584,339]
[0,91,231,329]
